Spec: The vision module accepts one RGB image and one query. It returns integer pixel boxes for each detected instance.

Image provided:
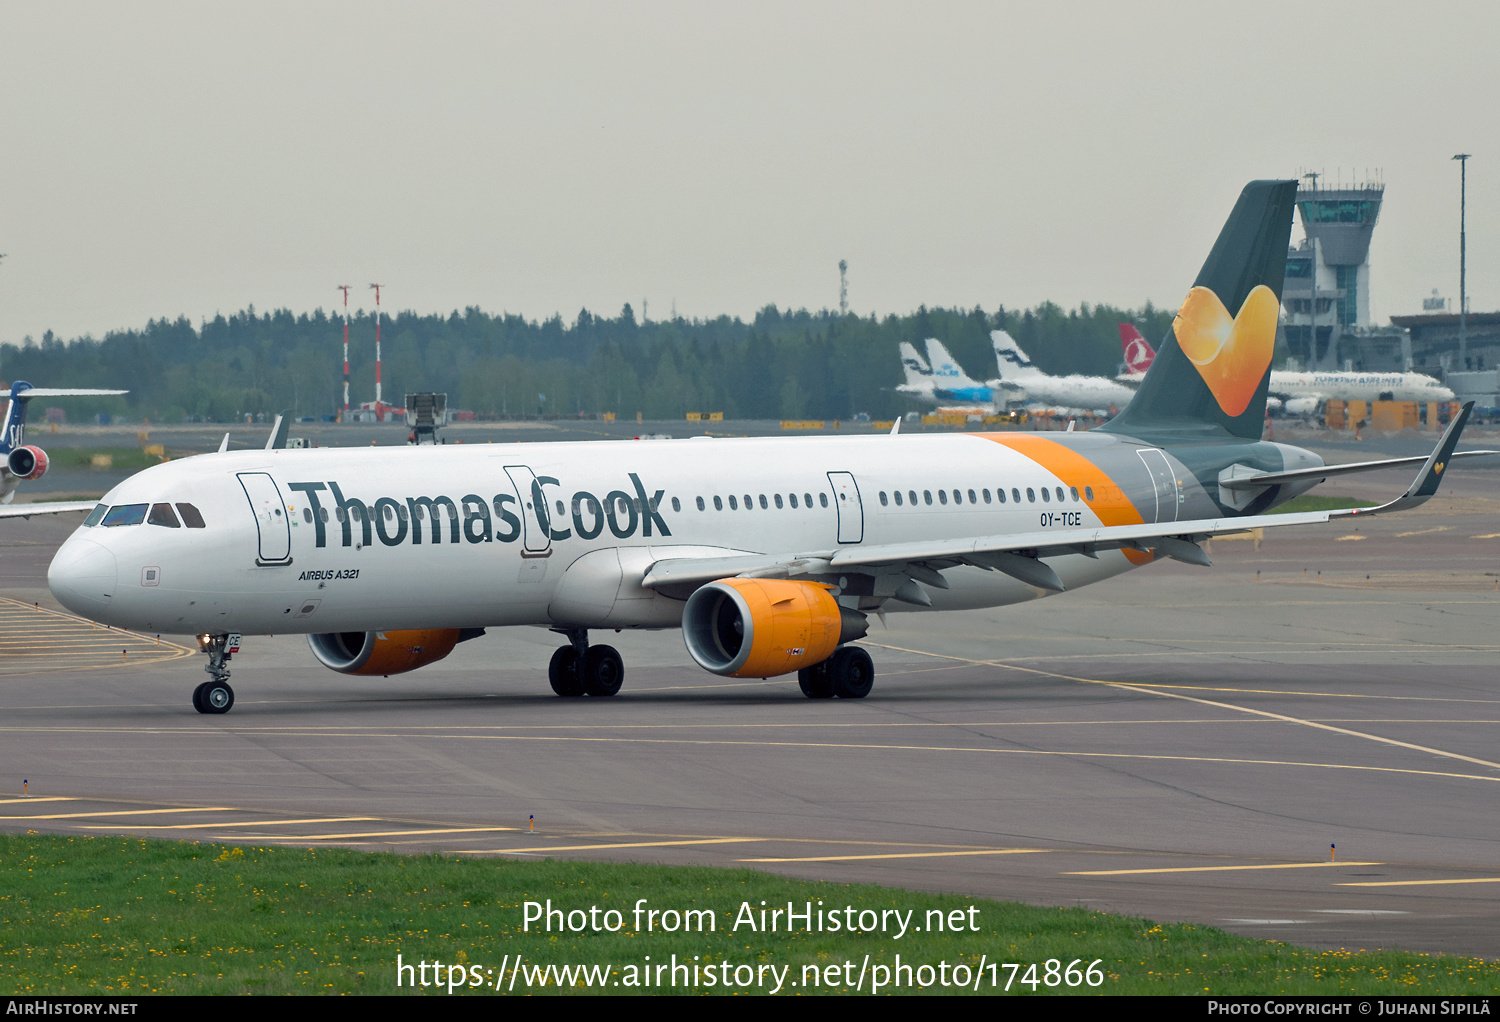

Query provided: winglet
[265,411,290,452]
[889,417,901,436]
[218,433,230,454]
[1342,401,1473,518]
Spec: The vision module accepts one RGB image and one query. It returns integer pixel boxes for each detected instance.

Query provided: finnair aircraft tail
[991,331,1044,382]
[898,342,932,388]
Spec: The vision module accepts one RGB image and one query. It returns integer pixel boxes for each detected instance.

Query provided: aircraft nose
[48,538,117,614]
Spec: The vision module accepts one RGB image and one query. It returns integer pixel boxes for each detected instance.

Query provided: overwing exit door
[827,471,864,544]
[503,465,553,554]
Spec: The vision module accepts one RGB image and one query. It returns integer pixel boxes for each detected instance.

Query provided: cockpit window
[101,504,148,527]
[176,503,206,529]
[82,504,108,527]
[148,503,181,528]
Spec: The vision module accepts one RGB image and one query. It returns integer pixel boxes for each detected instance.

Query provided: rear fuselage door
[1135,448,1180,523]
[237,472,293,565]
[503,465,553,554]
[827,471,864,544]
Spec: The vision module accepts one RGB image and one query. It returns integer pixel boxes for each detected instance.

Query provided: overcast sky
[1,1,1496,345]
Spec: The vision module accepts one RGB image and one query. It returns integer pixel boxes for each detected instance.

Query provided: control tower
[1281,179,1384,370]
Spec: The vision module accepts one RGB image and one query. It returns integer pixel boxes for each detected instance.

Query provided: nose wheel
[193,632,240,714]
[192,680,235,714]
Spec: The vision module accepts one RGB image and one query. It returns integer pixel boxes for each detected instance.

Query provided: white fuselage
[1267,371,1455,404]
[47,434,1170,638]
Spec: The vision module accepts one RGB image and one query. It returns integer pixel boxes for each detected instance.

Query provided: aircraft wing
[643,403,1483,597]
[0,501,98,519]
[0,389,127,398]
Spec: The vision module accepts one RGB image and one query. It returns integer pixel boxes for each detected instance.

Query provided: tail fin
[898,342,932,386]
[1101,180,1296,441]
[990,331,1043,381]
[923,339,983,390]
[0,382,34,455]
[1118,324,1156,374]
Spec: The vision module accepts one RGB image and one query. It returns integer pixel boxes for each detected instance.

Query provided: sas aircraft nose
[48,538,117,615]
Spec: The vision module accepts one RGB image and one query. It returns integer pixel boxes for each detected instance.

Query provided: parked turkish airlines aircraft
[1118,324,1154,382]
[990,332,1136,412]
[1113,325,1455,412]
[0,382,129,515]
[894,342,995,413]
[45,181,1498,715]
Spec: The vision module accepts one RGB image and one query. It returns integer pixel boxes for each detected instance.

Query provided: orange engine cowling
[682,578,867,678]
[308,629,462,676]
[6,446,48,481]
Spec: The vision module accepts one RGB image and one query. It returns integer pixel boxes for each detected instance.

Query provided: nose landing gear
[193,633,239,714]
[548,628,624,697]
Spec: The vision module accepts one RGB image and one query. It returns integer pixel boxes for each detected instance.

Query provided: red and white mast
[336,284,351,414]
[369,283,384,418]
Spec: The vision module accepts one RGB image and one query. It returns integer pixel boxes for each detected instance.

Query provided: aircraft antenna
[337,285,351,415]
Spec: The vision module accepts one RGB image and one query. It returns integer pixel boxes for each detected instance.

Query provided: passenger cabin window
[819,493,828,508]
[1055,487,1065,502]
[789,494,799,508]
[1085,486,1095,502]
[1011,488,1021,503]
[147,503,181,528]
[878,492,888,506]
[83,504,108,527]
[1070,486,1079,501]
[1026,488,1036,503]
[671,497,681,512]
[997,488,1006,504]
[743,494,752,509]
[982,489,991,504]
[302,507,313,523]
[728,495,738,510]
[1041,488,1050,502]
[759,494,768,510]
[804,493,813,507]
[907,490,917,505]
[773,494,783,509]
[894,491,903,506]
[696,496,705,511]
[101,504,148,527]
[714,496,724,510]
[923,490,933,506]
[938,490,947,505]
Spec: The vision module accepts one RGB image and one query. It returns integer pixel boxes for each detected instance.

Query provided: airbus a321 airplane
[44,180,1498,715]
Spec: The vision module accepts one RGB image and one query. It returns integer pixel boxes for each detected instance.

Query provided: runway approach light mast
[369,283,384,418]
[336,285,351,415]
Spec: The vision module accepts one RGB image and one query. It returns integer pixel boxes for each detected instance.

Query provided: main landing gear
[193,633,237,715]
[798,645,874,700]
[548,628,624,698]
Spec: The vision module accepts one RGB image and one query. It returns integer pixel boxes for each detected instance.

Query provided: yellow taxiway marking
[1067,862,1382,876]
[281,827,519,840]
[1337,878,1500,887]
[864,641,1500,774]
[0,797,75,805]
[1335,534,1366,542]
[478,837,769,855]
[0,807,235,821]
[1472,533,1500,540]
[78,817,380,831]
[742,848,1055,864]
[1395,527,1452,537]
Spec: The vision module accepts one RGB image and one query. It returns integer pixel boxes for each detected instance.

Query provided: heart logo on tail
[1172,284,1279,417]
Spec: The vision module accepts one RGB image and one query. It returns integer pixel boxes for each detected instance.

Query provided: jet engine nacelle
[682,578,867,678]
[6,446,48,480]
[308,629,461,676]
[1284,397,1320,417]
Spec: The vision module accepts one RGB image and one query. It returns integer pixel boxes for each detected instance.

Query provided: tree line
[0,300,1177,423]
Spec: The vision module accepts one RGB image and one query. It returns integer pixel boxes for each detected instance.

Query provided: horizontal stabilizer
[0,389,128,398]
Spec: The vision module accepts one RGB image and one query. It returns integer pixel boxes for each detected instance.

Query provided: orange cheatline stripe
[972,433,1150,564]
[971,434,1143,527]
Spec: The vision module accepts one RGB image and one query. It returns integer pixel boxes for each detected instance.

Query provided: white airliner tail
[898,342,932,388]
[991,331,1044,382]
[923,338,986,391]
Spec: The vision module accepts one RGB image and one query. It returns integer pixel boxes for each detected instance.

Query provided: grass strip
[1266,494,1379,514]
[1,834,1496,996]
